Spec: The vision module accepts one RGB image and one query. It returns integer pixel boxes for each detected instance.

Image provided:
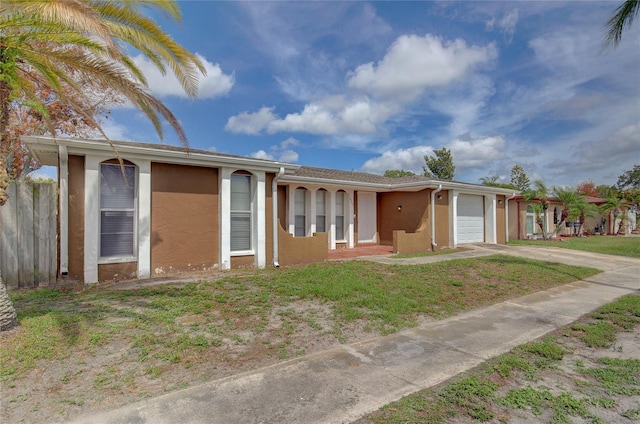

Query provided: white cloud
[225,33,496,141]
[361,145,433,175]
[251,150,274,160]
[347,34,497,101]
[251,137,301,163]
[225,107,278,135]
[448,135,506,171]
[131,53,234,99]
[499,10,519,41]
[279,149,299,162]
[360,135,507,176]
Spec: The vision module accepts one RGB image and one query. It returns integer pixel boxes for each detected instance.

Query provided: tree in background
[616,164,640,189]
[423,147,455,180]
[604,0,640,48]
[0,0,205,332]
[510,165,530,192]
[384,169,416,178]
[479,175,516,189]
[523,180,551,239]
[576,180,599,197]
[599,196,627,235]
[479,175,499,185]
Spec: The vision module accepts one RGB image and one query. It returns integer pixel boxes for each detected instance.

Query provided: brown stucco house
[507,195,638,240]
[24,136,518,284]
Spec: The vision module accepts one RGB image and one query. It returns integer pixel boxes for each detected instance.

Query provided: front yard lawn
[1,255,599,423]
[509,236,640,258]
[358,294,640,424]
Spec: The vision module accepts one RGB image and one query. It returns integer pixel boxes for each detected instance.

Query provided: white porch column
[484,194,497,244]
[219,168,232,270]
[329,190,336,249]
[450,190,459,247]
[58,145,69,276]
[255,171,266,268]
[309,188,317,235]
[84,156,100,284]
[347,190,355,248]
[287,185,295,235]
[137,160,151,278]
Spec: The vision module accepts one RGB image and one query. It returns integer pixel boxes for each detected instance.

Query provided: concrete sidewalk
[71,246,640,424]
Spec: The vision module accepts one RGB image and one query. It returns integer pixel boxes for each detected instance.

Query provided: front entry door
[357,191,377,243]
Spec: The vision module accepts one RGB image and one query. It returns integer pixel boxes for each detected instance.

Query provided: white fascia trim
[84,156,100,284]
[23,136,298,174]
[58,145,69,275]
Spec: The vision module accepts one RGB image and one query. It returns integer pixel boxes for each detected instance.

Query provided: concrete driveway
[71,245,640,424]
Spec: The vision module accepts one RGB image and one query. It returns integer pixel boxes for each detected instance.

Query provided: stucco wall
[150,162,219,275]
[231,255,255,269]
[393,230,430,254]
[434,190,450,248]
[68,155,85,279]
[98,262,137,282]
[377,190,430,246]
[278,225,328,266]
[508,200,519,240]
[496,195,506,244]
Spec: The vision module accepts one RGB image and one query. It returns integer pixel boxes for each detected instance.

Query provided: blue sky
[59,1,640,187]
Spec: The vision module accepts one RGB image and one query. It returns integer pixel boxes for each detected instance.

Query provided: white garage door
[457,194,484,244]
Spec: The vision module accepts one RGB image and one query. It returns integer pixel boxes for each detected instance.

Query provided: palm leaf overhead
[0,0,206,146]
[604,0,640,48]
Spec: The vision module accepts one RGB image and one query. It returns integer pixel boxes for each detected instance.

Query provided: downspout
[59,145,69,276]
[430,184,443,249]
[505,192,517,243]
[272,167,285,267]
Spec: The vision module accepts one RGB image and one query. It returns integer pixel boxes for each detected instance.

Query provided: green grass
[360,294,640,424]
[508,236,640,258]
[392,248,468,259]
[0,255,600,411]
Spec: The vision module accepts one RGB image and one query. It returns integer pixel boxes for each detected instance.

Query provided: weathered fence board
[1,181,57,289]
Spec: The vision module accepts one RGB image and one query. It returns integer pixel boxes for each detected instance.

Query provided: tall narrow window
[316,189,326,233]
[526,205,535,235]
[294,188,306,237]
[231,173,252,252]
[100,163,136,258]
[335,190,345,240]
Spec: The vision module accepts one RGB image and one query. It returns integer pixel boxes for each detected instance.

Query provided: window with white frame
[230,173,252,252]
[335,190,345,240]
[294,187,306,237]
[100,163,136,259]
[316,189,326,233]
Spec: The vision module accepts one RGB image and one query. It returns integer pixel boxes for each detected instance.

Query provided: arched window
[231,172,252,252]
[316,189,327,233]
[294,187,307,237]
[100,161,136,259]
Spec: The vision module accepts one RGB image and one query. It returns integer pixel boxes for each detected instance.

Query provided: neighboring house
[24,136,517,284]
[507,195,633,240]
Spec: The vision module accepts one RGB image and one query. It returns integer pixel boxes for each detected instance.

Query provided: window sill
[230,250,254,257]
[99,256,137,265]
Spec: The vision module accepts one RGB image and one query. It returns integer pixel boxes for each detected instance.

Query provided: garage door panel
[457,194,484,244]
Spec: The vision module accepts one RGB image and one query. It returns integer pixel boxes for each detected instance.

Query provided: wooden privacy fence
[1,181,57,289]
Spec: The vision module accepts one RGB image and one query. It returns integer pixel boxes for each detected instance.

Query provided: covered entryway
[456,194,484,243]
[357,191,377,243]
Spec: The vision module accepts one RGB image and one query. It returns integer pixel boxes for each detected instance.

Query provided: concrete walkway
[71,245,640,424]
